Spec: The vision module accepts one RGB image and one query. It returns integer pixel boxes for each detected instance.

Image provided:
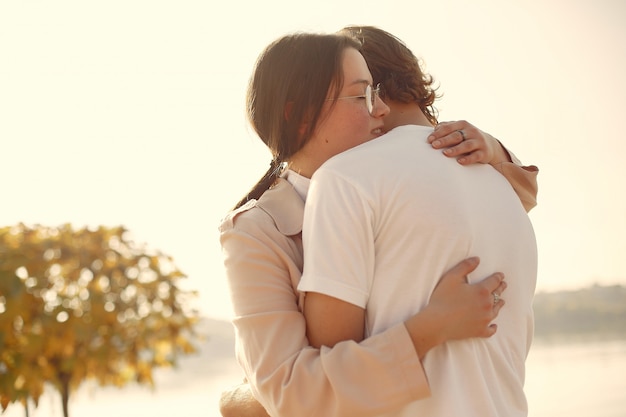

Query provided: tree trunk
[60,374,71,417]
[23,400,29,417]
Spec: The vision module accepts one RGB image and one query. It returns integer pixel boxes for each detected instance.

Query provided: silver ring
[493,292,500,305]
[457,130,466,141]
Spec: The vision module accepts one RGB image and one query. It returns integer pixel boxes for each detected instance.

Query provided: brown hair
[340,26,439,125]
[233,32,361,209]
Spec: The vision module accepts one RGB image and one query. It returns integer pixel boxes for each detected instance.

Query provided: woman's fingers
[485,323,498,337]
[475,272,506,330]
[428,121,469,148]
[429,120,467,138]
[484,276,506,331]
[480,272,505,295]
[437,256,480,287]
[429,120,493,165]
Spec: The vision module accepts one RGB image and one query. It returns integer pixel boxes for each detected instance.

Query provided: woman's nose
[374,95,390,118]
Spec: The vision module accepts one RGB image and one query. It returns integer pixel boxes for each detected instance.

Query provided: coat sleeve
[220,213,429,417]
[492,146,539,212]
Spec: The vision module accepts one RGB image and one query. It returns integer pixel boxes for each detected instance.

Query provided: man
[340,26,537,212]
[220,26,538,417]
[298,26,538,417]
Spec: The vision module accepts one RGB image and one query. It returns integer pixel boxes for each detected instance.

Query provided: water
[3,327,625,417]
[525,336,626,417]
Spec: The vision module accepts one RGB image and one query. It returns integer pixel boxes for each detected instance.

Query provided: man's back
[300,124,537,416]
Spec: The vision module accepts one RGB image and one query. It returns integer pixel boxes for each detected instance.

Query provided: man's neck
[384,100,433,131]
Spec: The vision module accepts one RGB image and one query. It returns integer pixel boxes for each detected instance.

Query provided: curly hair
[340,26,440,125]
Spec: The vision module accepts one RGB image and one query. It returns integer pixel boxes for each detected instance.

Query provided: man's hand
[220,382,270,417]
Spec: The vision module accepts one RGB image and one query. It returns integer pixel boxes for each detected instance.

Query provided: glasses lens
[365,85,373,115]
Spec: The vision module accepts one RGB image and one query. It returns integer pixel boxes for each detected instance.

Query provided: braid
[232,159,284,210]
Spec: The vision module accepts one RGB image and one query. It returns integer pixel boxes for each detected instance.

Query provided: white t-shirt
[298,125,538,417]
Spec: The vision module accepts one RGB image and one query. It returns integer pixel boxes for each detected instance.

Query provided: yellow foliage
[0,223,199,414]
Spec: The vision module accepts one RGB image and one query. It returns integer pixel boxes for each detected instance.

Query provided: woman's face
[291,47,389,176]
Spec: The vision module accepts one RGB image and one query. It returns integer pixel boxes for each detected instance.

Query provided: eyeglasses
[331,83,381,115]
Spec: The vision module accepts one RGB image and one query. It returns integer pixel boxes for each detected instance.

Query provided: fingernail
[458,157,467,164]
[443,148,453,154]
[432,140,441,147]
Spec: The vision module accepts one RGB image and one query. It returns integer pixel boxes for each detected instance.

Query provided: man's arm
[303,292,365,348]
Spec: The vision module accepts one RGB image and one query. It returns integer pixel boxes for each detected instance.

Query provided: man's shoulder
[319,124,434,173]
[362,124,433,150]
[353,124,433,155]
[385,124,434,137]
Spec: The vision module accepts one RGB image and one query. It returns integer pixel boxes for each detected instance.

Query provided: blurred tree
[0,224,199,417]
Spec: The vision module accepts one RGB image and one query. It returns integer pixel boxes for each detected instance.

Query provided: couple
[219,26,538,417]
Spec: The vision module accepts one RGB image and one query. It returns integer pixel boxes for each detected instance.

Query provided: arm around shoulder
[491,146,539,212]
[486,135,539,213]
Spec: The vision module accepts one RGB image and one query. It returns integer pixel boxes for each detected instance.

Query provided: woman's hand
[404,257,506,359]
[427,120,511,166]
[428,257,506,341]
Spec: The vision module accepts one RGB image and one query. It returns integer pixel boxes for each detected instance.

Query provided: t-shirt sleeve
[298,168,375,308]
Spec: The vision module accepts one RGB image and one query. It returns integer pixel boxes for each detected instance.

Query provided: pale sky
[1,0,624,320]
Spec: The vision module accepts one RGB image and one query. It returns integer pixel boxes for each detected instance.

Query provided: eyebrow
[348,79,371,87]
[330,78,370,98]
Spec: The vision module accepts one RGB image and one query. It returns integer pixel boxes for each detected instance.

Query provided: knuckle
[477,286,491,298]
[466,124,478,134]
[464,154,477,164]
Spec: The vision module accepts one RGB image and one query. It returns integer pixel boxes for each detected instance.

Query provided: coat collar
[256,178,304,236]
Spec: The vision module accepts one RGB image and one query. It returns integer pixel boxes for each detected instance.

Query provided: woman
[220,32,534,417]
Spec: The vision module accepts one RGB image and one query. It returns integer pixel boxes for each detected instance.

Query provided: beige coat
[219,159,538,417]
